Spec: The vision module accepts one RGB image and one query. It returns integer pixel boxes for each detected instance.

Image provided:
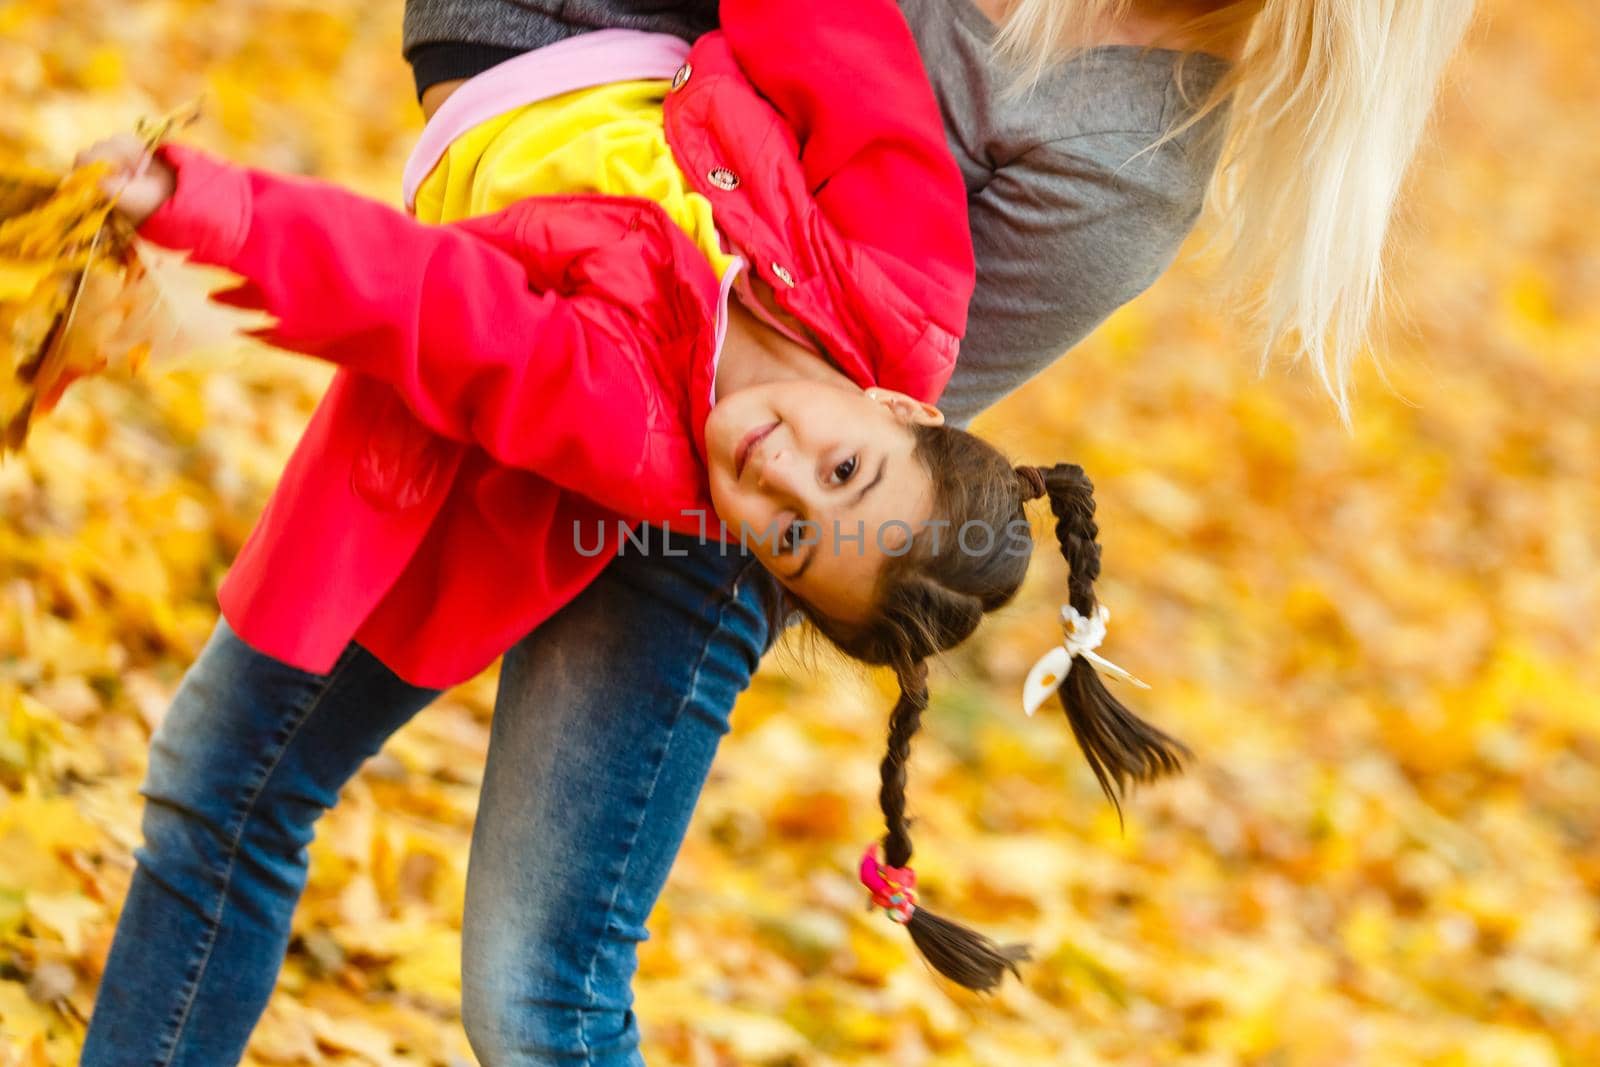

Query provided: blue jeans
[81,532,772,1066]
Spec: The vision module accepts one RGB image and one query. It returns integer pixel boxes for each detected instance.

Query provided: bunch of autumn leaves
[0,111,266,453]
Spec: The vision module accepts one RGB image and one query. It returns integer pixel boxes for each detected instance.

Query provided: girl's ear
[866,387,945,427]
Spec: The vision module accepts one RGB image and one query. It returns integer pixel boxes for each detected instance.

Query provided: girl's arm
[131,143,702,492]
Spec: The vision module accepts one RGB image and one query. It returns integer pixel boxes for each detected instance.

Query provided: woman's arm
[939,133,1212,426]
[134,143,704,493]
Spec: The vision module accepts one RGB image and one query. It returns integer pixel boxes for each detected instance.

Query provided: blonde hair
[993,0,1477,424]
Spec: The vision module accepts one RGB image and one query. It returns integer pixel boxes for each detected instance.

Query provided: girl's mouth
[733,420,779,481]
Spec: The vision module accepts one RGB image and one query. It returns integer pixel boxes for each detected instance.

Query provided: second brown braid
[877,660,929,869]
[1040,463,1101,617]
[872,657,1031,991]
[1035,462,1189,810]
[1016,464,1048,502]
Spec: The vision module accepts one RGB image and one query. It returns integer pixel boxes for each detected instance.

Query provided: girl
[80,0,1179,1035]
[84,0,981,689]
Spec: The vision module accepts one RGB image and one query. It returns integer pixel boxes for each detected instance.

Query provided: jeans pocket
[349,390,465,511]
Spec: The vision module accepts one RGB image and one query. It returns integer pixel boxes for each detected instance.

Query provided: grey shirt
[403,0,1229,425]
[902,0,1228,424]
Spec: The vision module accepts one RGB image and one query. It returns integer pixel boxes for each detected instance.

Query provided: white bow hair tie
[1022,603,1150,716]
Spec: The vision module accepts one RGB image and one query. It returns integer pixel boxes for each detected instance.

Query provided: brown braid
[877,661,927,868]
[1046,463,1102,619]
[1038,463,1189,810]
[770,428,1186,994]
[874,659,1030,991]
[1016,464,1048,501]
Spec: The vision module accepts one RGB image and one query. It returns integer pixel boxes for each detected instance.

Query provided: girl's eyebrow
[849,457,888,508]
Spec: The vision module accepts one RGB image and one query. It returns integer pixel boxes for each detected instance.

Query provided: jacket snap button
[671,63,691,91]
[707,167,740,191]
[771,263,795,288]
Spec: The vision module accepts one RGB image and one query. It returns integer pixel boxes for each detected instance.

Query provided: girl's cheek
[794,404,839,438]
[708,476,740,525]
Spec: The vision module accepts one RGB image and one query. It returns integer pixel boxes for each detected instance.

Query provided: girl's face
[706,381,944,622]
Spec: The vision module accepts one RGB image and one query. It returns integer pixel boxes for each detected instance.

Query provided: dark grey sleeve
[938,132,1211,427]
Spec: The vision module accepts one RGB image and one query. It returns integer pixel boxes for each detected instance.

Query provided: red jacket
[138,0,974,687]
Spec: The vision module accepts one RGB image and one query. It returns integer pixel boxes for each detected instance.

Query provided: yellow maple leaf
[0,106,268,453]
[122,242,274,370]
[0,160,125,451]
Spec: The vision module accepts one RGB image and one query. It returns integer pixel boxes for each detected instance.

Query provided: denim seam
[154,641,366,1066]
[574,565,750,1061]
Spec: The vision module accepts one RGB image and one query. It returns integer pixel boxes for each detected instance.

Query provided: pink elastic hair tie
[859,842,918,924]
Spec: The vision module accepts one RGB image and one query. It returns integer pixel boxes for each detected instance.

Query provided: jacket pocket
[350,390,464,511]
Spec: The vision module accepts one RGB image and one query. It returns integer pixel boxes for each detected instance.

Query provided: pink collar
[402,28,691,210]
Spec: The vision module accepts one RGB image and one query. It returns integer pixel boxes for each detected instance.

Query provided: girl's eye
[829,455,858,485]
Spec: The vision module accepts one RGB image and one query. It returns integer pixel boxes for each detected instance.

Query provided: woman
[82,0,1476,1063]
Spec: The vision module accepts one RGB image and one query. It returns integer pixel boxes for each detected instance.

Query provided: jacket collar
[687,256,745,473]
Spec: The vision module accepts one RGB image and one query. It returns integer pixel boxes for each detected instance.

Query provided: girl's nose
[757,448,779,484]
[758,449,798,495]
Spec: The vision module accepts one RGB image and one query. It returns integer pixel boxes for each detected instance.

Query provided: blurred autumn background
[1,0,1597,1063]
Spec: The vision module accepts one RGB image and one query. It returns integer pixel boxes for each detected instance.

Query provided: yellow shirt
[410,78,736,279]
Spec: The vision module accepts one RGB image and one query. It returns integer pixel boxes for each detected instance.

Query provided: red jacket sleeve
[719,0,975,335]
[137,143,669,494]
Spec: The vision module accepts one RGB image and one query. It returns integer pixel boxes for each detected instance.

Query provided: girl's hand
[74,133,176,228]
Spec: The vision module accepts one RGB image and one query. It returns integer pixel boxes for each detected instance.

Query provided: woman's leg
[459,531,772,1066]
[82,615,444,1067]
